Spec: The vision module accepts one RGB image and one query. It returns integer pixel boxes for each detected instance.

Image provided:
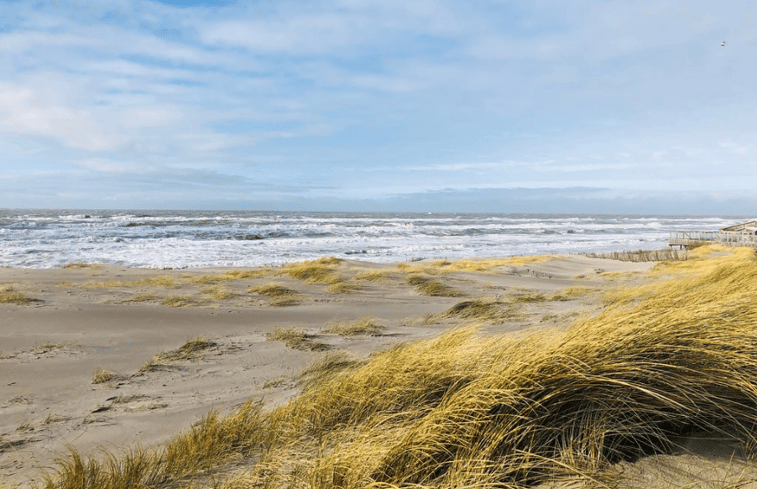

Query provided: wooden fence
[669,231,757,248]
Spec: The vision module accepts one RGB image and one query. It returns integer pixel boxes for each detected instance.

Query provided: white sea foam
[0,210,740,269]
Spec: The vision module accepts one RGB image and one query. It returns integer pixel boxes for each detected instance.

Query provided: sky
[0,0,755,214]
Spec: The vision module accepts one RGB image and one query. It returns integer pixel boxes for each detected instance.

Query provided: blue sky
[0,0,755,213]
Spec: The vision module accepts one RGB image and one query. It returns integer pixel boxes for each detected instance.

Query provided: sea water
[0,210,737,269]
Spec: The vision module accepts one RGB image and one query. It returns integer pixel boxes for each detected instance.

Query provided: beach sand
[0,254,748,488]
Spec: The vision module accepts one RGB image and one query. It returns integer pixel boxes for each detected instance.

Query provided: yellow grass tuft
[266,327,330,351]
[249,283,303,306]
[429,255,554,272]
[281,256,343,284]
[82,276,176,289]
[200,285,235,300]
[160,295,193,307]
[138,336,217,373]
[91,368,118,384]
[440,297,521,322]
[321,317,385,336]
[325,280,362,294]
[0,285,32,304]
[186,269,270,284]
[551,285,598,300]
[61,262,100,269]
[355,269,399,282]
[404,274,464,297]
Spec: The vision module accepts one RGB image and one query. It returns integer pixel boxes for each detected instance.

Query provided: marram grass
[38,246,757,489]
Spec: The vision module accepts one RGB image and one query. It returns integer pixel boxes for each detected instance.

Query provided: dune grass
[429,255,554,272]
[61,262,100,269]
[321,317,385,336]
[281,256,343,284]
[200,285,235,300]
[81,276,177,289]
[38,246,757,489]
[249,283,303,306]
[325,280,362,294]
[138,336,217,373]
[405,274,465,297]
[266,327,331,351]
[440,297,522,322]
[185,269,271,284]
[91,368,118,384]
[160,295,193,307]
[0,285,32,305]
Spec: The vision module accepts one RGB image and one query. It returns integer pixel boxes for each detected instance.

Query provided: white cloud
[0,83,123,151]
[73,158,132,173]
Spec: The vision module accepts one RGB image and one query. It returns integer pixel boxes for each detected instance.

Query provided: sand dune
[4,252,753,488]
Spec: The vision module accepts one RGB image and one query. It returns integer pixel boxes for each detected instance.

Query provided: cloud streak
[0,0,755,212]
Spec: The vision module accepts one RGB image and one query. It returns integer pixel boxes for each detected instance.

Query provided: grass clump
[92,368,118,384]
[160,295,193,307]
[507,287,549,303]
[355,269,399,283]
[405,274,464,297]
[187,269,270,284]
[325,280,361,294]
[431,255,553,272]
[551,285,598,300]
[282,256,343,284]
[83,276,176,289]
[441,297,521,322]
[125,292,158,303]
[0,285,32,305]
[138,337,217,373]
[200,285,235,301]
[249,283,303,306]
[266,327,331,351]
[61,262,99,269]
[322,317,385,336]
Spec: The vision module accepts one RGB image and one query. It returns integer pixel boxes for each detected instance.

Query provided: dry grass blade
[61,262,100,269]
[266,327,331,351]
[321,317,385,336]
[82,276,176,289]
[91,368,119,384]
[441,297,521,322]
[0,285,32,305]
[160,295,193,307]
[281,256,343,284]
[249,283,303,306]
[201,285,235,300]
[138,336,217,373]
[405,274,464,297]
[186,269,271,284]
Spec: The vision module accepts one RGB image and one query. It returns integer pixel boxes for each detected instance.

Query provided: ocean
[0,210,737,269]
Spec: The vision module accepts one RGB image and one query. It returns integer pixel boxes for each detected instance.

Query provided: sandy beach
[2,251,755,488]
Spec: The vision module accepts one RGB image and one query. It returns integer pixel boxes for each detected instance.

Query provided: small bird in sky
[721,40,727,47]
